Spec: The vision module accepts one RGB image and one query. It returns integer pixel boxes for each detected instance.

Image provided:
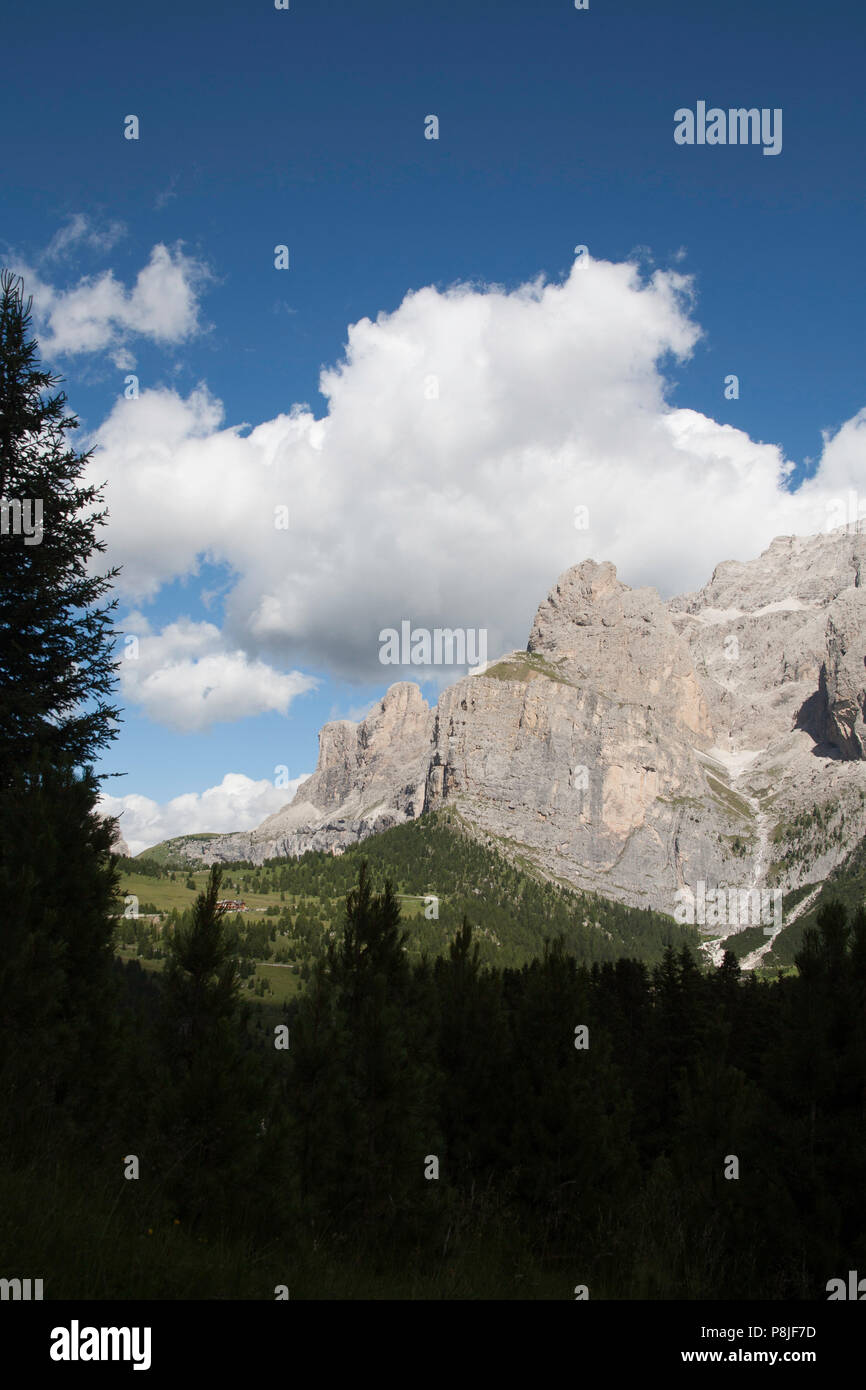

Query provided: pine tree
[0,271,122,1153]
[162,866,240,1046]
[434,916,510,1180]
[156,866,269,1225]
[0,270,120,774]
[0,760,120,1150]
[290,862,437,1233]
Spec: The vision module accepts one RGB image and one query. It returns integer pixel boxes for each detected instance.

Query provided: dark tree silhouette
[0,271,122,1153]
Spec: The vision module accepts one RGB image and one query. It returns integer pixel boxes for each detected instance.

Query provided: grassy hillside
[119,809,699,974]
[713,834,866,973]
[129,812,866,980]
[762,832,866,969]
[134,832,223,866]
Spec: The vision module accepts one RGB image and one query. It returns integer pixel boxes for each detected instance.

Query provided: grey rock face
[665,528,866,917]
[183,681,431,865]
[528,559,712,740]
[821,588,866,758]
[423,559,719,908]
[110,826,130,857]
[181,529,866,936]
[669,530,866,752]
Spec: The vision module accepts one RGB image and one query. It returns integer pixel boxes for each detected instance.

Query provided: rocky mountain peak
[527,558,711,738]
[378,680,428,716]
[527,559,622,639]
[179,529,866,954]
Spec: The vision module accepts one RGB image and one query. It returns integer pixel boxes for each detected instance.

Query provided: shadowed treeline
[2,847,865,1298]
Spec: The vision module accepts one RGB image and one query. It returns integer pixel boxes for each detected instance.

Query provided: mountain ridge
[175,526,866,952]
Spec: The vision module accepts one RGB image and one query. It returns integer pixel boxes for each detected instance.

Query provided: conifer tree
[156,866,268,1224]
[290,862,436,1231]
[0,270,120,774]
[434,916,510,1179]
[0,271,122,1152]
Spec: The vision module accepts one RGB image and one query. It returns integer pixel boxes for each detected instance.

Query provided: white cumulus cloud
[120,617,317,731]
[88,253,866,685]
[14,241,209,365]
[99,772,311,858]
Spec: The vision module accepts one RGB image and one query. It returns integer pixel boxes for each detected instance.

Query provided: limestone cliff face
[183,682,432,864]
[423,665,721,908]
[667,528,866,918]
[668,530,866,752]
[278,682,430,818]
[821,587,866,759]
[182,529,866,929]
[527,560,712,741]
[422,560,719,907]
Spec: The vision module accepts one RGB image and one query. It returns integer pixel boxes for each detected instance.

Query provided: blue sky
[3,0,864,851]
